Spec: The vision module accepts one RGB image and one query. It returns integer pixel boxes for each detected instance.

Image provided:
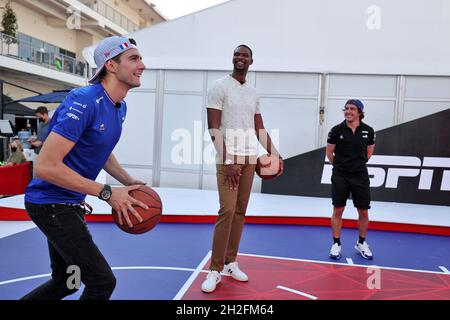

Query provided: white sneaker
[355,241,373,260]
[222,262,248,282]
[201,270,221,293]
[329,243,341,260]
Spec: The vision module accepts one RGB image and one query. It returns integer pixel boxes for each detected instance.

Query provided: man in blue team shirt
[22,36,148,300]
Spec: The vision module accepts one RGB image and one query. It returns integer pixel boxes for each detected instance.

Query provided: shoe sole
[230,276,248,282]
[329,254,341,260]
[354,245,373,260]
[222,271,248,282]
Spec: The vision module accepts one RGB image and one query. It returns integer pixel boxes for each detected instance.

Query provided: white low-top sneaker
[222,262,248,282]
[329,243,342,260]
[201,270,221,293]
[355,241,373,260]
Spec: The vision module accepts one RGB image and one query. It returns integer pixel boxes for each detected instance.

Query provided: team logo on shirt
[66,112,80,121]
[96,96,104,104]
[69,106,83,114]
[339,134,344,140]
[100,124,105,131]
[73,101,87,109]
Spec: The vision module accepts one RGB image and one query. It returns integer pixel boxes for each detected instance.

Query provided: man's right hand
[107,185,149,227]
[223,164,242,191]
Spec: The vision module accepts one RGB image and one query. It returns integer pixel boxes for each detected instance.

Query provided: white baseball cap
[88,36,137,84]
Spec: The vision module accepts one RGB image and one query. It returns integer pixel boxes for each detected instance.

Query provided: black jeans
[21,202,116,300]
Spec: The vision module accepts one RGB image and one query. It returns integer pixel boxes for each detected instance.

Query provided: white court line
[239,252,450,276]
[0,273,51,286]
[0,221,37,239]
[2,255,448,294]
[438,266,450,274]
[112,266,195,272]
[0,266,197,288]
[277,285,318,300]
[346,258,354,265]
[173,251,211,300]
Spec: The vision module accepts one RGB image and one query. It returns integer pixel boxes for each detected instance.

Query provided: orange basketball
[255,154,282,180]
[111,185,162,234]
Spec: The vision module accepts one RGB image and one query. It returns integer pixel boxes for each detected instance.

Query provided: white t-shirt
[207,75,261,156]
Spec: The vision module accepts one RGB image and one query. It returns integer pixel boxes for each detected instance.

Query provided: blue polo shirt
[25,83,127,204]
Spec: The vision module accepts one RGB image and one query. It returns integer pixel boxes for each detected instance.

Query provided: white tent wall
[102,0,450,191]
[108,70,450,191]
[129,0,450,75]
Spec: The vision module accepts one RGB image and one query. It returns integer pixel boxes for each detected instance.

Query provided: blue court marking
[0,222,449,299]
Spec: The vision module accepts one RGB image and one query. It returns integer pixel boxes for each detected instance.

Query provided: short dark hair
[98,54,122,81]
[35,106,48,115]
[359,111,365,120]
[235,44,253,58]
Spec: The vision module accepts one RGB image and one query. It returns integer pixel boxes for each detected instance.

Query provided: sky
[150,0,230,20]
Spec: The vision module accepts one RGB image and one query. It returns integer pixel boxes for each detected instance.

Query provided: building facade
[0,0,166,126]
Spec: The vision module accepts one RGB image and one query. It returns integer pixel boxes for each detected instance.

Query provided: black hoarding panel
[263,108,450,206]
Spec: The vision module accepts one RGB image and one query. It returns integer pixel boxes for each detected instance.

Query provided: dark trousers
[22,202,116,300]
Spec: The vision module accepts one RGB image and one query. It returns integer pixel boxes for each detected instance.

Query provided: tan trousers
[209,159,256,271]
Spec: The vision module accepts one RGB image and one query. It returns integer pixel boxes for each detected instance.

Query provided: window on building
[18,33,32,62]
[98,1,107,16]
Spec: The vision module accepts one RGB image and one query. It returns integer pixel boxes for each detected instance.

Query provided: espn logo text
[321,156,450,191]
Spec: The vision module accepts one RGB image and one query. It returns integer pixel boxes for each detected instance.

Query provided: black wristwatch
[98,184,112,201]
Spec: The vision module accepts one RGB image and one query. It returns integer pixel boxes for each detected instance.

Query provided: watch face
[101,190,111,200]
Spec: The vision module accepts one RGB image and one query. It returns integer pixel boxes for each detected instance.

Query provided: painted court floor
[0,222,449,300]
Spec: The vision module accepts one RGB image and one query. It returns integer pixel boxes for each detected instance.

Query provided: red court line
[181,255,450,300]
[1,206,449,236]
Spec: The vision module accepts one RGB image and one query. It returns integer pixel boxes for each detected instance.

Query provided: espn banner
[262,109,450,206]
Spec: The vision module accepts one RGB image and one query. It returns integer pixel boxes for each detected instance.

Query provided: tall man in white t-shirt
[202,45,284,293]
